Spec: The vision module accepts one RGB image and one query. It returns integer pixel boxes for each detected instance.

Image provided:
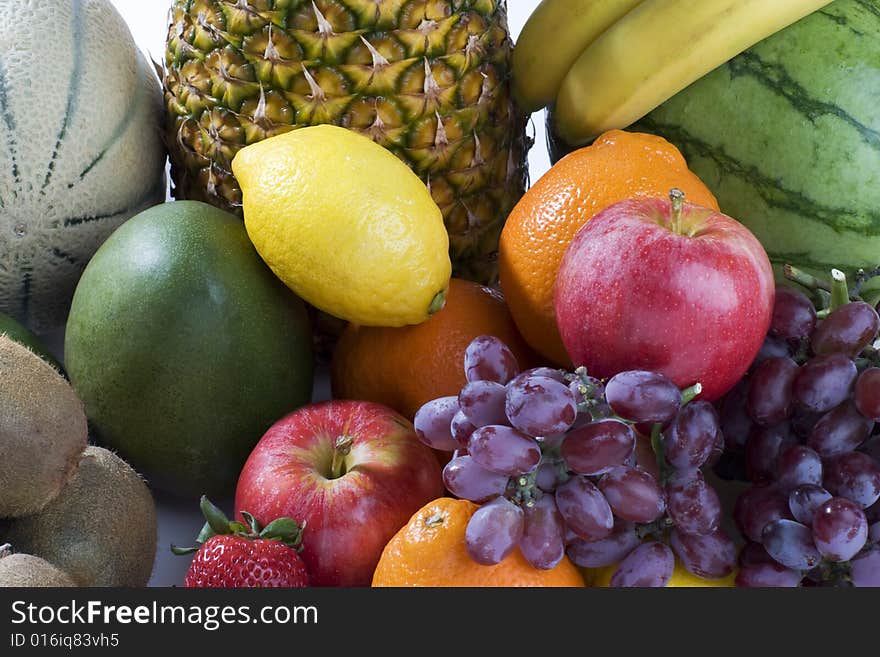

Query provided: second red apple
[554,192,775,401]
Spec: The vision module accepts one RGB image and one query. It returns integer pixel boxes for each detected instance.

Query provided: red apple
[234,400,444,586]
[554,191,774,401]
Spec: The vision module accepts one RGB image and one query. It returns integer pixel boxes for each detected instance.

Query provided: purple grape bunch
[414,334,737,586]
[717,272,880,587]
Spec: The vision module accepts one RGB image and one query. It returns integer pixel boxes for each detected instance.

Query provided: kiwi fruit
[0,544,76,587]
[3,446,157,587]
[0,335,88,517]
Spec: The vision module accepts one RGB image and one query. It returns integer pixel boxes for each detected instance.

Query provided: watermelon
[634,0,880,301]
[549,0,880,301]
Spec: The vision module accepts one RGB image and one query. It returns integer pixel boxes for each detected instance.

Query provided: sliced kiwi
[3,446,157,587]
[0,544,76,587]
[0,335,88,517]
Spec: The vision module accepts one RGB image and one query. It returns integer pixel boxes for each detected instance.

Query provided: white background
[102,0,549,586]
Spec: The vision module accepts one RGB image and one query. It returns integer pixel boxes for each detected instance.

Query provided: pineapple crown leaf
[170,496,305,556]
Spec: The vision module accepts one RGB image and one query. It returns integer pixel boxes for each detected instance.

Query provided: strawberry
[174,496,309,588]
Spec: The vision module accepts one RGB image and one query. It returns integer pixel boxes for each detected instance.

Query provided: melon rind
[0,0,166,332]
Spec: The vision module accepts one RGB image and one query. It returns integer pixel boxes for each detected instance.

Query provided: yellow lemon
[582,560,737,587]
[232,125,452,327]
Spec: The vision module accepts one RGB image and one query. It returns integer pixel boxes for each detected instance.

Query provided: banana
[511,0,646,114]
[552,0,834,145]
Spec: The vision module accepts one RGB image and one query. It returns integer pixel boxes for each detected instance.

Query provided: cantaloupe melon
[0,0,166,332]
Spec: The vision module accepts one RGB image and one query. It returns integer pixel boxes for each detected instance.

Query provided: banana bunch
[513,0,834,147]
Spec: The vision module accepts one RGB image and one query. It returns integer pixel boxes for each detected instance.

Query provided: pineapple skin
[162,0,529,285]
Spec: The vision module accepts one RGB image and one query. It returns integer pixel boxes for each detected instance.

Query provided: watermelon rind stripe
[635,116,880,236]
[729,51,880,151]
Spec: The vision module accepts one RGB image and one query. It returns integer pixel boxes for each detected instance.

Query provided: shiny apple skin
[234,400,444,586]
[555,196,775,402]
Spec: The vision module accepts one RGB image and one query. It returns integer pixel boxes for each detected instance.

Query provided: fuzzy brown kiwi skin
[0,545,77,587]
[0,336,88,517]
[3,446,158,587]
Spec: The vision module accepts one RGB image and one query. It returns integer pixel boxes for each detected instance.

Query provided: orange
[498,129,720,366]
[372,498,585,587]
[331,278,537,422]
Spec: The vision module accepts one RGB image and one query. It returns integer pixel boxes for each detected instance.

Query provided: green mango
[64,201,314,498]
[0,312,64,373]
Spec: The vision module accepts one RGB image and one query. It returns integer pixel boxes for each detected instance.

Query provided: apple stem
[329,435,353,479]
[669,188,685,234]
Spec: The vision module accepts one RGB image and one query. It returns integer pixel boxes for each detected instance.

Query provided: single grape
[752,335,794,369]
[450,410,477,448]
[823,451,880,509]
[663,401,721,471]
[535,460,562,493]
[812,497,868,562]
[604,371,682,425]
[792,353,857,413]
[464,335,519,384]
[776,445,823,493]
[467,425,541,477]
[565,521,640,568]
[869,520,880,542]
[807,400,873,457]
[610,542,674,588]
[413,396,462,451]
[738,541,776,567]
[555,476,614,541]
[465,496,524,565]
[810,301,880,357]
[760,519,822,571]
[443,455,509,504]
[519,495,565,570]
[771,285,818,340]
[745,423,797,484]
[718,379,753,451]
[669,528,737,579]
[560,419,636,476]
[850,549,880,587]
[788,485,833,525]
[734,485,793,542]
[746,356,798,427]
[597,466,666,524]
[459,380,508,427]
[505,374,577,437]
[735,562,802,587]
[854,367,880,421]
[666,472,722,535]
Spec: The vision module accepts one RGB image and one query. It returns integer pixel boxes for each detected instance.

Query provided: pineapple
[162,0,529,284]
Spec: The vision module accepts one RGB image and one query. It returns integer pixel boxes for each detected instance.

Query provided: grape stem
[649,423,676,487]
[851,264,880,298]
[510,469,540,508]
[829,268,850,311]
[681,382,702,405]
